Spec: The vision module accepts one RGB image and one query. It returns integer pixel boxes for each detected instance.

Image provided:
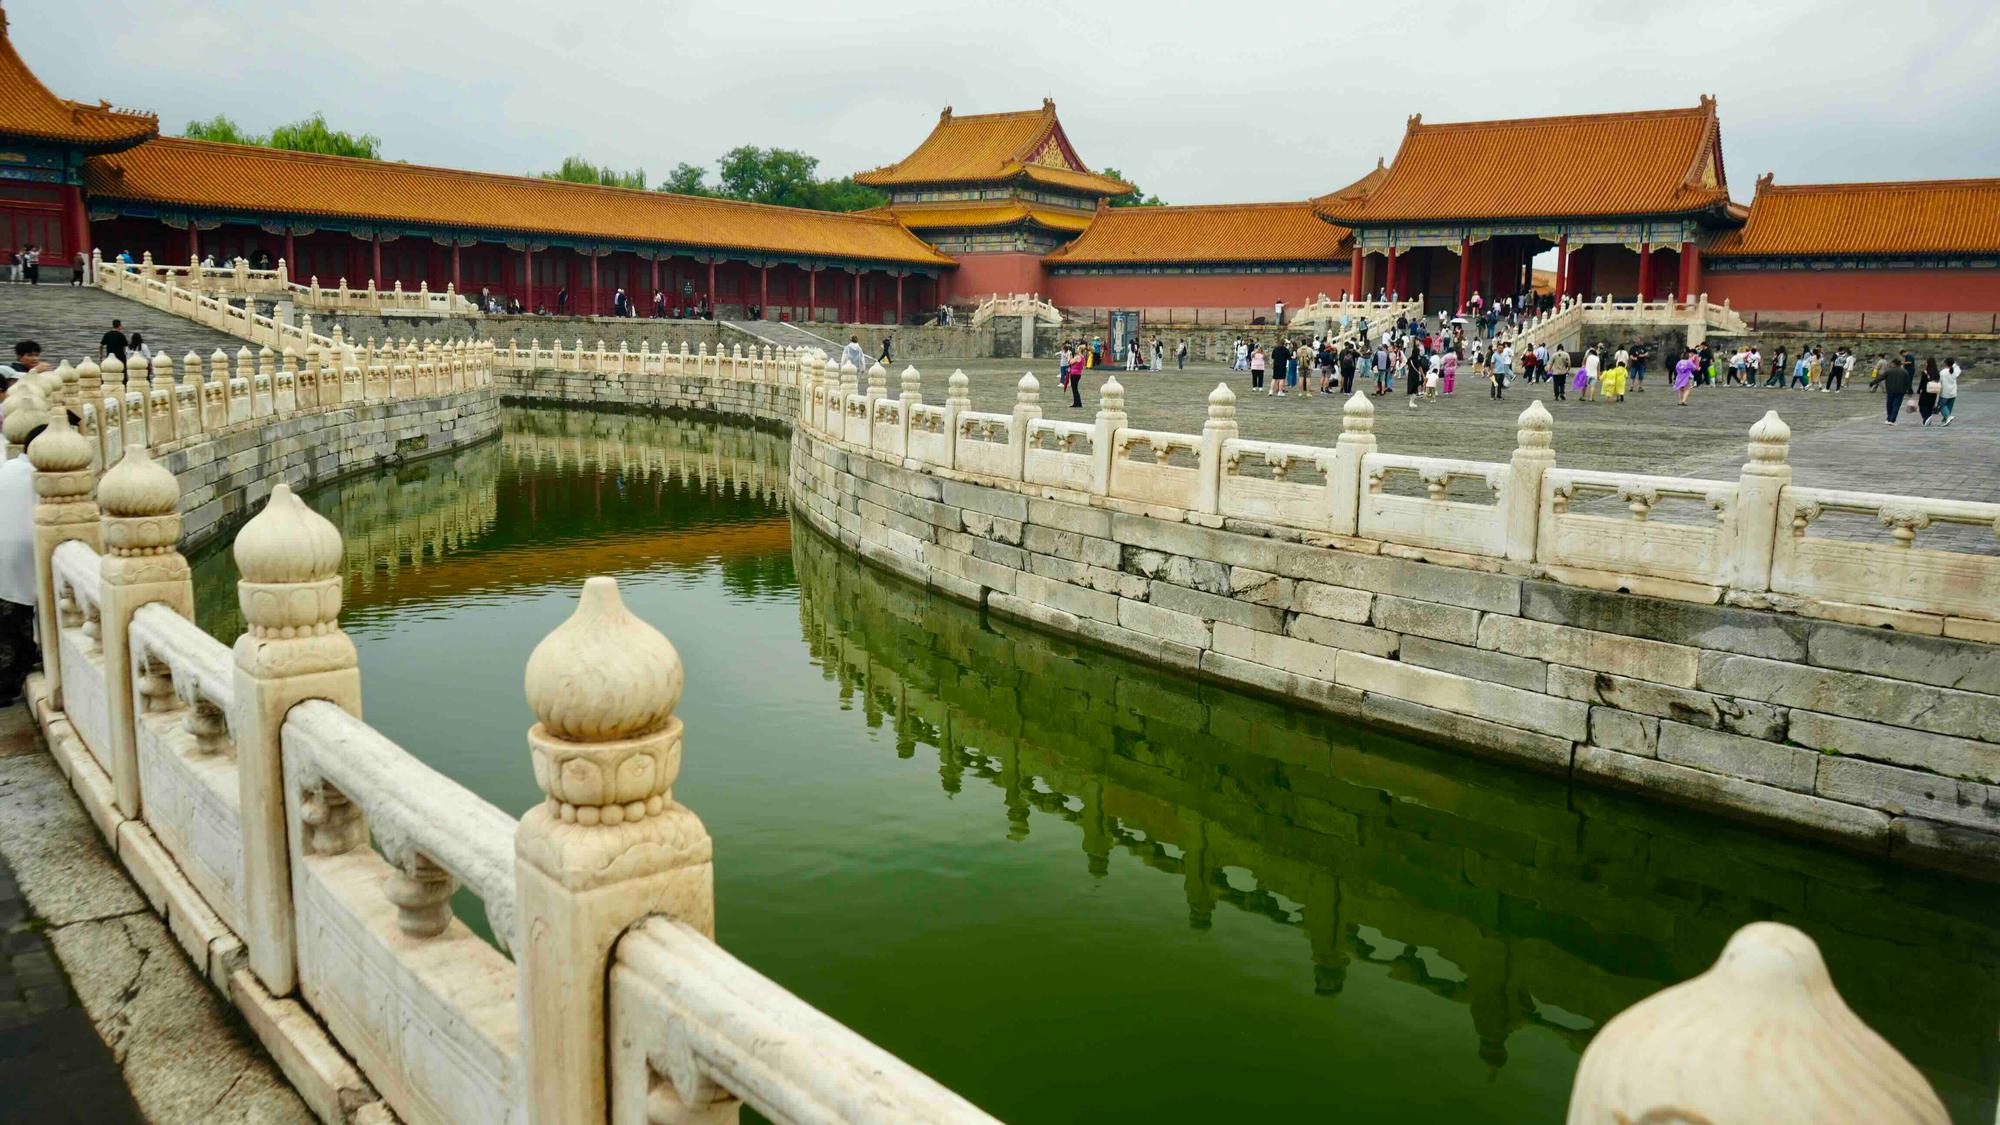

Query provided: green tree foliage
[709,146,885,211]
[540,155,648,190]
[179,113,381,159]
[659,162,715,197]
[1098,167,1165,207]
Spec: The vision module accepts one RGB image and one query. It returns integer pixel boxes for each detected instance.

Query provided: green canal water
[191,406,2000,1124]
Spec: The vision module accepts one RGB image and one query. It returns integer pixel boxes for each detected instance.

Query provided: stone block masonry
[788,430,2000,879]
[157,387,501,554]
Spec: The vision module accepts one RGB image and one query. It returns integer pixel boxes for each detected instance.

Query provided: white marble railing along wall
[20,409,994,1124]
[970,292,1062,327]
[789,362,1997,634]
[99,251,481,316]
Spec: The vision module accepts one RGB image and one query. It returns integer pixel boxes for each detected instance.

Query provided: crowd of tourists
[1041,306,1969,430]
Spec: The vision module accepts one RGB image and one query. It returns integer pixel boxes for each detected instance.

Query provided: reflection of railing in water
[791,525,2000,1119]
[191,407,796,636]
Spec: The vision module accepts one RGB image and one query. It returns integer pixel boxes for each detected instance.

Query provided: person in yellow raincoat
[1601,361,1629,401]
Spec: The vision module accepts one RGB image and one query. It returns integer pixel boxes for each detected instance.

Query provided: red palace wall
[1701,268,2000,314]
[942,252,1048,302]
[1045,270,1357,314]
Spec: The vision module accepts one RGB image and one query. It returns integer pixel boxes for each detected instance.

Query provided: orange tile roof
[0,11,155,150]
[883,200,1094,233]
[1705,176,2000,257]
[1315,100,1730,225]
[856,101,1132,197]
[1043,201,1351,266]
[84,137,954,267]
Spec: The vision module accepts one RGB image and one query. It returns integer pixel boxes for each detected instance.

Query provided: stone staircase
[0,283,250,364]
[720,318,839,352]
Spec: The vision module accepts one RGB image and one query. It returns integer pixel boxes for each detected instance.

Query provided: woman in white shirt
[1939,358,1961,425]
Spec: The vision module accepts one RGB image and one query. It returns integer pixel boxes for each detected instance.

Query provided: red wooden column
[524,247,535,310]
[284,231,296,273]
[1348,248,1363,300]
[893,273,903,325]
[760,263,769,319]
[451,243,461,293]
[1636,242,1652,302]
[1384,249,1398,300]
[650,256,660,310]
[371,233,383,285]
[705,260,717,314]
[1554,234,1569,298]
[807,268,817,322]
[1680,240,1700,299]
[1456,239,1471,312]
[187,225,199,261]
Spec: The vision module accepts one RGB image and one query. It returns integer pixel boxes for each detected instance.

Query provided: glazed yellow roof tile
[856,102,1132,197]
[84,138,955,266]
[884,201,1094,233]
[1706,177,2000,257]
[1044,201,1351,265]
[0,13,155,150]
[1315,101,1730,224]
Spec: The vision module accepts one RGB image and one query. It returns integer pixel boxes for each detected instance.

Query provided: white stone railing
[1506,293,1748,351]
[7,336,494,475]
[1290,292,1422,332]
[970,291,1062,327]
[98,251,481,315]
[19,423,997,1125]
[787,362,1999,632]
[494,335,814,390]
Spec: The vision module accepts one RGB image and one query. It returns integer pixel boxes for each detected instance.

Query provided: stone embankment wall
[788,433,1997,875]
[494,366,798,425]
[336,313,992,359]
[160,387,500,552]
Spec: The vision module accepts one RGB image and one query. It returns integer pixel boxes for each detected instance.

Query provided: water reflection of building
[792,526,2000,1120]
[194,408,795,635]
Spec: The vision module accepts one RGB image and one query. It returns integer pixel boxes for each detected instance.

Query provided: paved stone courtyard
[0,705,310,1125]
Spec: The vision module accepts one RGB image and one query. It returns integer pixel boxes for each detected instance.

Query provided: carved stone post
[1009,372,1041,481]
[898,363,922,461]
[231,484,361,996]
[943,369,971,472]
[1567,921,1946,1124]
[27,413,98,711]
[818,358,839,432]
[865,360,888,408]
[1504,400,1554,562]
[147,353,176,445]
[1197,383,1237,514]
[96,446,193,818]
[1329,389,1375,536]
[1731,410,1790,593]
[1088,376,1125,496]
[515,577,714,1125]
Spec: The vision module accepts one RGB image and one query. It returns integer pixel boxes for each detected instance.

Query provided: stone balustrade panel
[1024,419,1095,491]
[1107,427,1202,509]
[611,918,996,1123]
[1359,453,1510,558]
[953,411,1019,480]
[128,602,245,935]
[281,700,523,1125]
[52,540,112,773]
[1219,438,1337,529]
[1774,487,2000,628]
[1538,469,1740,590]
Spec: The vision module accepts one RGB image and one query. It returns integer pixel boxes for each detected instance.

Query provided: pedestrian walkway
[0,705,311,1124]
[0,284,248,365]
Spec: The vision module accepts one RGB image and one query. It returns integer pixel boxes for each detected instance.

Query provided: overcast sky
[20,1,2000,205]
